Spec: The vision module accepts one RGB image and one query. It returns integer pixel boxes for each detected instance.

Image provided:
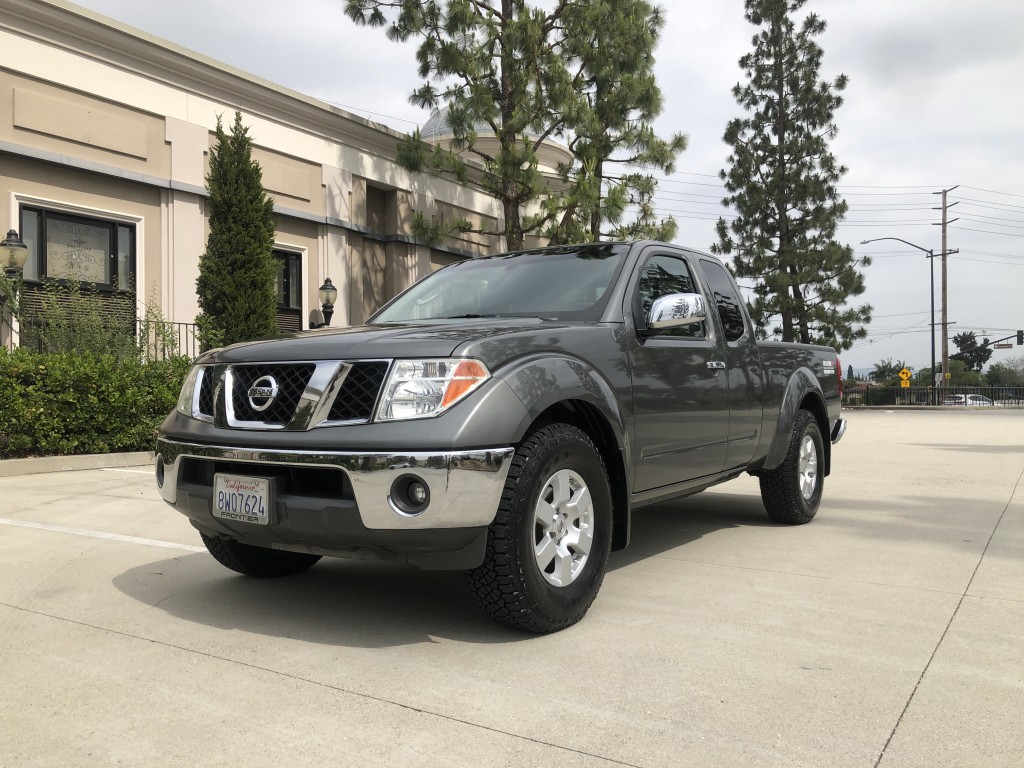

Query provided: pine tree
[712,0,870,350]
[196,112,278,351]
[345,0,685,249]
[346,0,577,251]
[548,0,686,243]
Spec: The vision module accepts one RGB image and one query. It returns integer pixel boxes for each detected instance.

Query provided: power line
[960,185,1024,199]
[951,226,1024,238]
[959,217,1024,231]
[952,197,1024,213]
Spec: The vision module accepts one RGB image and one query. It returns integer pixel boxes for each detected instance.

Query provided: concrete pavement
[0,410,1021,767]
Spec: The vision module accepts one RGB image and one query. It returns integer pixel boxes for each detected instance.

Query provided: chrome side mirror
[647,293,707,330]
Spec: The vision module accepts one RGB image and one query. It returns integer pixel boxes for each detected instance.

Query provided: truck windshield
[370,244,630,323]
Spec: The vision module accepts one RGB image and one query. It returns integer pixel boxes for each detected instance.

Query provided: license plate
[213,474,272,525]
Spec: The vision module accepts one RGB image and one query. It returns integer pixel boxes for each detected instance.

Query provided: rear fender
[763,367,831,474]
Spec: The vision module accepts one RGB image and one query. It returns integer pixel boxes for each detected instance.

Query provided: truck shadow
[111,491,771,648]
[610,491,772,571]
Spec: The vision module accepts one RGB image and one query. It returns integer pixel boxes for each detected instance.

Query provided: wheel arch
[520,399,631,552]
[763,367,832,476]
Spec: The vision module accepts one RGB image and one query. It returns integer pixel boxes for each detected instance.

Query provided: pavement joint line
[0,600,645,768]
[0,517,205,553]
[873,463,1024,768]
[645,554,970,599]
[100,468,154,475]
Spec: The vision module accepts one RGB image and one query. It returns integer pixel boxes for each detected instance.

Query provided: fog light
[389,475,430,516]
[408,481,428,505]
[155,457,165,489]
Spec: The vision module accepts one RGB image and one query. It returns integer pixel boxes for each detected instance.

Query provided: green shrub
[0,348,190,459]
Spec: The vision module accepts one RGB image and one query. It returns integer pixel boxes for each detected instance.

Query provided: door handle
[707,361,726,370]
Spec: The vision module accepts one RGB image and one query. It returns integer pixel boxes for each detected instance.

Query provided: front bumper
[154,437,515,569]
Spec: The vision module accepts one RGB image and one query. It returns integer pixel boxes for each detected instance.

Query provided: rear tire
[200,534,321,578]
[468,423,613,634]
[760,409,824,525]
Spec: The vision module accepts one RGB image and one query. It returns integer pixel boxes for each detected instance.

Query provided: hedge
[0,348,191,459]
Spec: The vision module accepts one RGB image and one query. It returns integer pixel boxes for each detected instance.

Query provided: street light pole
[860,237,936,394]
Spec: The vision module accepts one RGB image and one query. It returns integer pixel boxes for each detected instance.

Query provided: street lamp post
[0,229,30,350]
[317,277,338,327]
[860,237,938,394]
[1,228,29,283]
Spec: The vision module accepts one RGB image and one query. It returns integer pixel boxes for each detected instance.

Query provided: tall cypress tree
[712,0,870,350]
[196,112,278,351]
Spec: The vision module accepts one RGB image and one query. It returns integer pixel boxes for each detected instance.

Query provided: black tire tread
[759,409,822,525]
[467,423,610,634]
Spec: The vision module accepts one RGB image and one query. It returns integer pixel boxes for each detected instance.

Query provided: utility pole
[933,186,959,387]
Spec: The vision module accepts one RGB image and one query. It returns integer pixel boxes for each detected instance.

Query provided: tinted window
[371,244,629,322]
[700,258,747,342]
[634,254,704,338]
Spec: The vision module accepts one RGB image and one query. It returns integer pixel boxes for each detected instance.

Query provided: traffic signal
[1018,330,1023,345]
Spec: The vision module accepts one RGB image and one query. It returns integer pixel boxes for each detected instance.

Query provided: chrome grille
[328,361,390,422]
[229,364,315,426]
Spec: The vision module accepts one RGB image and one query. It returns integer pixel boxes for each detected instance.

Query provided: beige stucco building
[1,0,567,351]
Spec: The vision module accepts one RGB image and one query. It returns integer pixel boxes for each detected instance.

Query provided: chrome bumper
[155,437,515,530]
[830,418,847,444]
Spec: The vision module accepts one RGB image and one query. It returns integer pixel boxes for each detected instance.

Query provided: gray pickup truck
[156,242,846,633]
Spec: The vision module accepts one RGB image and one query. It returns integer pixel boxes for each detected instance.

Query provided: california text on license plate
[213,474,271,525]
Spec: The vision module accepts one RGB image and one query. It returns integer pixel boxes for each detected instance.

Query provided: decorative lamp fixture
[1,229,29,273]
[318,277,338,327]
[0,229,28,308]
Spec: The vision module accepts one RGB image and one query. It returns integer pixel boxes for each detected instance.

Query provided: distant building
[1,0,533,351]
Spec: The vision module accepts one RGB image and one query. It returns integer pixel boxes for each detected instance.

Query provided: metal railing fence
[3,319,198,361]
[843,385,1024,407]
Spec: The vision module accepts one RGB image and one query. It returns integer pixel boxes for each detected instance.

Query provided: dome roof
[420,106,546,141]
[420,107,462,140]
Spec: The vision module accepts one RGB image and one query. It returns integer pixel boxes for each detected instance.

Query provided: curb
[0,451,154,478]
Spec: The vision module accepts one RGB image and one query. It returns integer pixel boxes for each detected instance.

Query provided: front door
[627,249,730,493]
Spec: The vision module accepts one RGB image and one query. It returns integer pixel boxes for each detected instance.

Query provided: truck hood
[208,318,572,364]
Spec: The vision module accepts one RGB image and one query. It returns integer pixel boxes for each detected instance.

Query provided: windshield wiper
[438,313,500,319]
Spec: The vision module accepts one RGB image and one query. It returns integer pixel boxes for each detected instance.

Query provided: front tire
[759,409,824,525]
[468,423,613,633]
[200,534,321,578]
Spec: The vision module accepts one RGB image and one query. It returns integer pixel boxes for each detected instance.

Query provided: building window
[274,249,302,332]
[20,206,134,291]
[366,186,391,235]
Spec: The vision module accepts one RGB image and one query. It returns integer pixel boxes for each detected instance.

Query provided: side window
[634,254,705,338]
[700,259,747,342]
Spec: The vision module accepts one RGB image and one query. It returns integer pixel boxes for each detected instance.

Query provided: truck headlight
[376,358,490,421]
[176,365,203,417]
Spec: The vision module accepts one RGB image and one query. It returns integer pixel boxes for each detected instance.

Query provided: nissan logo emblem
[247,375,279,412]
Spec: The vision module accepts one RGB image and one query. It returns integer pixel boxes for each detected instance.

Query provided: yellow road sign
[901,379,910,388]
[898,368,912,381]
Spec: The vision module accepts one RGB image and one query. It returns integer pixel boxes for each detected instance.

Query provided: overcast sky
[72,0,1024,372]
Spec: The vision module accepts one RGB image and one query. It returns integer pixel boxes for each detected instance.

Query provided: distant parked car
[943,394,994,406]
